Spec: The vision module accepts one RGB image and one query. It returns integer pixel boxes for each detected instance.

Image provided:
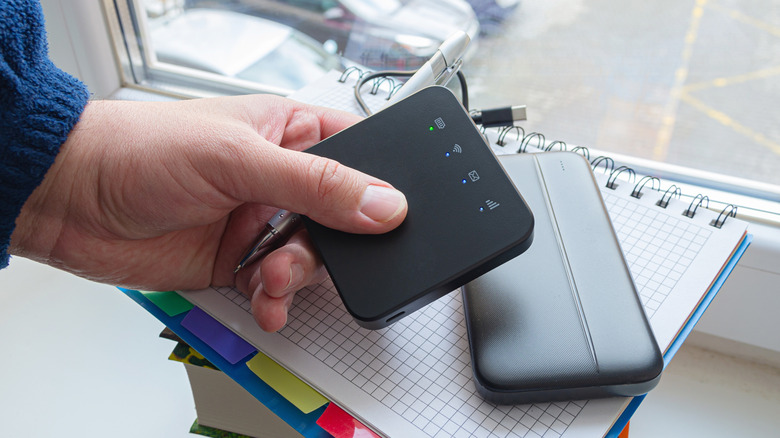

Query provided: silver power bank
[462,152,663,404]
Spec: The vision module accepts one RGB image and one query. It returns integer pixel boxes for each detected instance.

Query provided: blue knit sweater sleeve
[0,0,90,268]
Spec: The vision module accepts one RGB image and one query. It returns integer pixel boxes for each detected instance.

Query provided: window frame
[105,0,297,98]
[100,0,780,222]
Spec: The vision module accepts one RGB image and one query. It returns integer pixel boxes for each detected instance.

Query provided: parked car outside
[185,0,480,69]
[465,0,520,35]
[148,8,344,91]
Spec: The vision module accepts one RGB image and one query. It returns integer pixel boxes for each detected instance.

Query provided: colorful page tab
[180,307,255,364]
[246,352,328,414]
[141,290,193,316]
[316,403,380,438]
[168,343,218,370]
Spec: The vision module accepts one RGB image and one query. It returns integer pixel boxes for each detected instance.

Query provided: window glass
[119,0,780,203]
[147,7,341,90]
[137,0,478,73]
[461,0,780,192]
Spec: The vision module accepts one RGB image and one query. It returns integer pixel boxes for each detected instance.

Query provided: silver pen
[233,209,302,274]
[385,31,470,105]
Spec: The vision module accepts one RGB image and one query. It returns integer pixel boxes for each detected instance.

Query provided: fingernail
[359,185,407,223]
[285,263,304,291]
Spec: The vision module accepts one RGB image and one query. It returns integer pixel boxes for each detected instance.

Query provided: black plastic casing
[303,86,534,329]
[463,153,663,404]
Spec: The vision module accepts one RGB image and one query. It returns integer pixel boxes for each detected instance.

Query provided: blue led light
[479,207,485,212]
[462,179,467,184]
[445,152,450,157]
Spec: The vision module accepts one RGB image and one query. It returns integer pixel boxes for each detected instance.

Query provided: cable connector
[470,105,527,127]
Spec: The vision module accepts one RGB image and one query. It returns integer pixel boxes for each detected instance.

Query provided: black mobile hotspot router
[303,86,534,329]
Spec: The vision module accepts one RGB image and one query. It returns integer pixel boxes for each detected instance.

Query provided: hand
[10,95,407,332]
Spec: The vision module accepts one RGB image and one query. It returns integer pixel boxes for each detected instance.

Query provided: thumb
[249,146,408,234]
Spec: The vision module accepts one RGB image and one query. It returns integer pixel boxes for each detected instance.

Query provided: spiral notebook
[287,66,407,115]
[144,70,750,437]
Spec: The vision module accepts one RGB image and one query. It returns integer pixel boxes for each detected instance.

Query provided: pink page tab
[180,307,256,365]
[316,403,380,438]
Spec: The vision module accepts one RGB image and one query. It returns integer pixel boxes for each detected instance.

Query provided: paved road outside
[462,0,780,188]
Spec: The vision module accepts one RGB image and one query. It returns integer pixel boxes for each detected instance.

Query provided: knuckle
[308,156,348,202]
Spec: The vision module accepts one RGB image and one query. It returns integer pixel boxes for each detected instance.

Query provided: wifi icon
[452,144,462,154]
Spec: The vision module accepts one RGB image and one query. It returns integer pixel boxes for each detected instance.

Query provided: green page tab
[141,290,193,316]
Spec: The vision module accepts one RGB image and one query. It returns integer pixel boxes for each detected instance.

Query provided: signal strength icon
[486,200,500,210]
[452,144,462,154]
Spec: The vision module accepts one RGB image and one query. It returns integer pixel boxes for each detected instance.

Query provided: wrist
[4,96,91,267]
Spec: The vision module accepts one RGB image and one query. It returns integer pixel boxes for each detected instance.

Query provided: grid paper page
[192,280,623,438]
[288,69,396,115]
[188,176,745,437]
[273,285,584,437]
[592,171,747,352]
[601,191,710,319]
[485,130,747,353]
[182,79,746,437]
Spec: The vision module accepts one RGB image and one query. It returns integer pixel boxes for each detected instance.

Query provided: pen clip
[233,210,302,274]
[434,58,463,87]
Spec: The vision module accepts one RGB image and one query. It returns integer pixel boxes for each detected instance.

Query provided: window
[109,0,478,93]
[107,0,779,218]
[458,0,780,218]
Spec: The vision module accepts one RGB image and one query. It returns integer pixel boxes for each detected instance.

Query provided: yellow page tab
[246,352,328,414]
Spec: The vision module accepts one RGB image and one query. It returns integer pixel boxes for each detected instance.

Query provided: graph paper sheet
[287,68,395,115]
[483,130,748,354]
[183,175,745,438]
[181,71,748,437]
[596,176,747,353]
[185,282,626,437]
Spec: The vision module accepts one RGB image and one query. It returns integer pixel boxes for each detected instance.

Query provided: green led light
[429,126,434,131]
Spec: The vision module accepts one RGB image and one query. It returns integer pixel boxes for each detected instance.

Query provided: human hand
[10,95,407,332]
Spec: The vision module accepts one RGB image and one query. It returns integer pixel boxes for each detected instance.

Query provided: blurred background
[138,0,780,192]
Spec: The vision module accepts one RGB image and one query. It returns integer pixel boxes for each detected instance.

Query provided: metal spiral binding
[389,82,403,99]
[545,140,567,152]
[631,176,661,199]
[711,204,738,228]
[591,156,615,174]
[605,166,636,190]
[683,194,709,218]
[482,129,742,224]
[369,76,395,95]
[571,146,590,160]
[338,66,366,82]
[496,125,525,146]
[657,185,682,208]
[519,132,545,153]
